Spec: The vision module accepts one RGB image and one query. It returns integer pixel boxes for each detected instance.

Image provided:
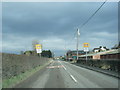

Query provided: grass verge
[2,60,52,88]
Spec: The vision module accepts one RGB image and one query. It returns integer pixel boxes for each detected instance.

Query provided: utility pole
[76,28,80,61]
[86,50,87,61]
[64,40,67,61]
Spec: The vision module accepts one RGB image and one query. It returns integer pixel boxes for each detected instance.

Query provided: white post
[76,28,80,61]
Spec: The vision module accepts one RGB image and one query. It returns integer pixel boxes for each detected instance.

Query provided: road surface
[15,59,119,88]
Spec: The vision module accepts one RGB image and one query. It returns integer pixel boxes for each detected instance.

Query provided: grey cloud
[2,2,118,56]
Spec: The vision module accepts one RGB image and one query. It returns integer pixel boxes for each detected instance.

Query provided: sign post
[83,43,89,61]
[35,44,42,57]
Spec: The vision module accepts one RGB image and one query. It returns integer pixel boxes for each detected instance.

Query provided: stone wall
[77,59,120,72]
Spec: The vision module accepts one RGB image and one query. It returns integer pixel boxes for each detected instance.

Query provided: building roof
[93,48,100,50]
[79,49,119,57]
[101,49,119,55]
[79,53,99,57]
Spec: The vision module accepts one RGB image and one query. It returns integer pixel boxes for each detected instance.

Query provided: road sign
[36,49,42,53]
[83,43,90,61]
[35,44,42,53]
[35,44,42,49]
[84,48,89,52]
[83,43,89,47]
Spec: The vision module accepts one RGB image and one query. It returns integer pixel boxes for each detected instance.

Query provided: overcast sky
[2,2,118,56]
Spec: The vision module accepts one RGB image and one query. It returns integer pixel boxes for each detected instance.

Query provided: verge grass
[2,61,52,88]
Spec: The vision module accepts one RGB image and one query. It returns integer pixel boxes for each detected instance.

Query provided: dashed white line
[58,60,78,83]
[63,66,67,70]
[70,75,77,83]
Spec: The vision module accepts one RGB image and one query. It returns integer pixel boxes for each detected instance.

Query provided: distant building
[100,49,120,60]
[79,49,119,60]
[111,42,120,49]
[66,50,86,60]
[93,48,100,53]
[93,46,109,53]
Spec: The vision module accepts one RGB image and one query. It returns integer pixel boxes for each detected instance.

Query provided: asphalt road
[15,59,119,88]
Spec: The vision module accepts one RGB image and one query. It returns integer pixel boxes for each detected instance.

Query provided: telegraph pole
[64,40,67,61]
[76,28,80,61]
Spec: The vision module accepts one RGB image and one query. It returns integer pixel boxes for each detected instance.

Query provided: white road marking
[63,66,67,70]
[58,60,78,83]
[47,65,63,69]
[70,75,77,83]
[62,61,91,71]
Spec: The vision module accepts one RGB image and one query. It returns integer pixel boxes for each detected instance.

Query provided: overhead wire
[66,0,107,52]
[79,0,107,29]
